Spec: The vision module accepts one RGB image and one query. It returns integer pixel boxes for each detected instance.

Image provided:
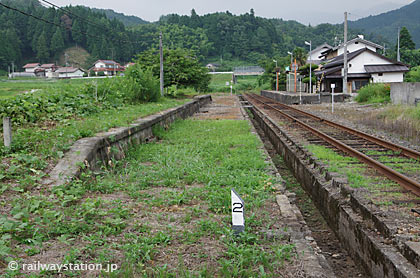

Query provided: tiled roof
[23,63,40,68]
[365,64,409,73]
[56,67,80,73]
[41,64,56,68]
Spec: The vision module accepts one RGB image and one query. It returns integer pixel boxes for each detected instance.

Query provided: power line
[38,0,109,33]
[0,1,139,46]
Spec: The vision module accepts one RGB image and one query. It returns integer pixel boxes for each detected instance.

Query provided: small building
[206,63,220,72]
[89,60,125,76]
[307,43,332,65]
[125,62,135,69]
[316,48,409,93]
[23,63,41,73]
[320,36,384,61]
[56,67,85,78]
[40,63,58,72]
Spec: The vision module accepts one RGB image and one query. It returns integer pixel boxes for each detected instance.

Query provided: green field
[209,74,261,93]
[0,78,99,99]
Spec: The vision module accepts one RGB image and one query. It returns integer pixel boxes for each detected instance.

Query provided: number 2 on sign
[232,202,243,213]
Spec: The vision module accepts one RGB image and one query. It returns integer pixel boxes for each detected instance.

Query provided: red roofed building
[40,64,58,72]
[23,63,40,73]
[89,60,125,76]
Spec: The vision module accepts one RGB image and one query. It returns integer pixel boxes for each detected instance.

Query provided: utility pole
[305,40,312,94]
[11,61,14,75]
[8,66,10,79]
[65,53,69,79]
[159,32,164,97]
[383,44,387,56]
[397,27,401,62]
[343,12,348,94]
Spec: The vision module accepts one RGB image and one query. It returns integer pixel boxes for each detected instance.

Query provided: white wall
[348,52,390,74]
[25,68,37,73]
[59,70,84,78]
[338,42,376,56]
[372,72,404,83]
[95,62,106,68]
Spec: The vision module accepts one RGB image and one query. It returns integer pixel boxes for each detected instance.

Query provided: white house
[89,60,125,76]
[307,43,332,65]
[23,63,40,73]
[320,36,384,60]
[56,67,85,78]
[316,48,409,93]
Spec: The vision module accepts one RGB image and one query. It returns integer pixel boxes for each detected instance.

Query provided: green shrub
[98,71,105,76]
[124,65,160,102]
[355,83,390,104]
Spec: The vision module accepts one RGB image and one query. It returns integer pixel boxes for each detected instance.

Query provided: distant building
[316,48,409,93]
[90,60,125,76]
[125,62,135,69]
[23,63,40,73]
[306,43,332,65]
[206,63,220,72]
[40,64,58,72]
[56,67,85,78]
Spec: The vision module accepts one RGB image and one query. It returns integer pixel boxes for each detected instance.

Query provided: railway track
[244,93,420,197]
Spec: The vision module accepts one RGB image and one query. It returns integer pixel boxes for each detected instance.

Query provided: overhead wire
[0,1,140,45]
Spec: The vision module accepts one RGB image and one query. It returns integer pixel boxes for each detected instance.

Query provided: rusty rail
[257,94,420,161]
[244,93,420,196]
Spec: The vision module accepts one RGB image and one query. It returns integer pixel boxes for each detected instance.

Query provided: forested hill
[349,0,420,48]
[91,8,148,26]
[0,0,372,72]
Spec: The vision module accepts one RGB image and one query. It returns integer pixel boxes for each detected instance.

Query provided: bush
[355,83,391,104]
[124,64,160,102]
[98,71,105,76]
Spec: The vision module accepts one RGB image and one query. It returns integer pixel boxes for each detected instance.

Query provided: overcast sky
[50,0,414,25]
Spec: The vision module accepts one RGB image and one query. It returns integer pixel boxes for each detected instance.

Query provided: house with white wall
[56,67,85,78]
[320,36,384,60]
[316,48,409,93]
[23,63,40,73]
[307,43,332,65]
[89,60,125,76]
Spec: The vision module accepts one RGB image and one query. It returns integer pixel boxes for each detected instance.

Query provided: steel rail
[256,94,420,161]
[244,93,420,196]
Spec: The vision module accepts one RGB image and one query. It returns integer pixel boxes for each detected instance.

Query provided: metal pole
[332,87,335,113]
[397,27,401,62]
[3,117,12,148]
[343,12,348,94]
[309,41,312,94]
[159,32,164,97]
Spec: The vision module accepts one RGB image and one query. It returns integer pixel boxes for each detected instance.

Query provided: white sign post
[331,84,336,113]
[231,189,244,234]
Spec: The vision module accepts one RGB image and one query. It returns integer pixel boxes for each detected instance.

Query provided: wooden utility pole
[343,12,348,94]
[159,32,164,97]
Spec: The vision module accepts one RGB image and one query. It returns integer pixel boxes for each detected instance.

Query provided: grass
[0,78,96,99]
[1,119,298,277]
[208,74,261,93]
[0,97,189,191]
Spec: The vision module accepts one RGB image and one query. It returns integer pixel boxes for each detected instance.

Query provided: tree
[135,48,211,91]
[71,19,84,45]
[50,27,65,55]
[36,31,49,62]
[399,27,416,50]
[293,47,307,66]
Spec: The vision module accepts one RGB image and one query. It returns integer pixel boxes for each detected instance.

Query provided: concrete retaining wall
[43,95,212,187]
[261,90,347,105]
[245,101,419,278]
[391,83,420,105]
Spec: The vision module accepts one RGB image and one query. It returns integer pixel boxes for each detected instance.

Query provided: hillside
[350,0,420,47]
[91,8,148,26]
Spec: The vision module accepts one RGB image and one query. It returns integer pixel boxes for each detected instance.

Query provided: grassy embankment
[2,119,298,277]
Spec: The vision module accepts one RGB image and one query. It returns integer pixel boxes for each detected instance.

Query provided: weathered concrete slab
[246,98,420,278]
[391,82,420,105]
[194,94,243,120]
